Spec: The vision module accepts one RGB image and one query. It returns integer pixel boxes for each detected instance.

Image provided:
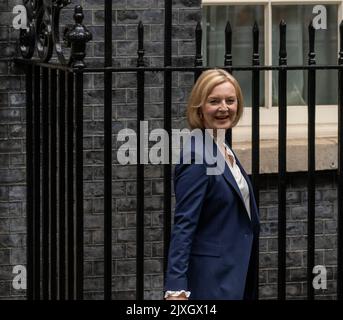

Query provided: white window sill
[234,137,338,174]
[231,104,338,173]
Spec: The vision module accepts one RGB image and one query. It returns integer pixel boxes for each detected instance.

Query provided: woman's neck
[209,128,226,145]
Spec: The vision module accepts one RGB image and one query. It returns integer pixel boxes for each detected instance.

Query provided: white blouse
[222,142,251,220]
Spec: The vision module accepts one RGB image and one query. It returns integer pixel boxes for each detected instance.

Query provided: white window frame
[202,0,342,142]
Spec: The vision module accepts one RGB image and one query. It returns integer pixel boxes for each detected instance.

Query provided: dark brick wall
[258,172,338,299]
[0,0,339,300]
[0,0,27,300]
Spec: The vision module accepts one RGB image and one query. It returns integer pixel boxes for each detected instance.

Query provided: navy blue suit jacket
[164,129,260,300]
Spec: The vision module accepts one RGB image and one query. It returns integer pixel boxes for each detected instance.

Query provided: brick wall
[0,0,27,299]
[0,0,339,300]
[258,172,337,299]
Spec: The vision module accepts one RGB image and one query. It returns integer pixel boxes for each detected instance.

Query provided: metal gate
[15,0,343,300]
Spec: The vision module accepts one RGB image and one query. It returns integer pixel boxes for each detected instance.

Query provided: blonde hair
[186,69,244,130]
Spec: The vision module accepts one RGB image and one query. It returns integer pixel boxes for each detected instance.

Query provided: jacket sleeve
[164,157,209,291]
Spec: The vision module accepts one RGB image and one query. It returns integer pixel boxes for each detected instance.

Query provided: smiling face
[201,81,238,131]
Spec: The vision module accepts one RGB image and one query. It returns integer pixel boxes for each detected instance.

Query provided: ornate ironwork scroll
[19,0,92,66]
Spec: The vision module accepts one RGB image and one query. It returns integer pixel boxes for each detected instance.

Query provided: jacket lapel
[222,161,248,212]
[230,148,260,228]
[203,131,252,222]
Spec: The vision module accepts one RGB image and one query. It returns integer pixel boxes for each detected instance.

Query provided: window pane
[272,5,338,105]
[203,5,265,107]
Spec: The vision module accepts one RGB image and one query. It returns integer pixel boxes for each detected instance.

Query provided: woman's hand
[165,293,188,300]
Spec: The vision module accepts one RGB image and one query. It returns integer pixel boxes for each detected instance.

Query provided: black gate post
[163,0,173,277]
[26,64,34,300]
[33,66,41,299]
[75,69,84,300]
[307,21,316,300]
[337,20,343,300]
[251,21,260,300]
[224,21,232,147]
[104,0,113,301]
[277,20,287,300]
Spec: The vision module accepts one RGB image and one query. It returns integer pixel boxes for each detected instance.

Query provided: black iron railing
[15,0,343,300]
[278,20,287,300]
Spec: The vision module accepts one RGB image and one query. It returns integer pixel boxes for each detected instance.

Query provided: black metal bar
[15,56,343,72]
[26,64,34,301]
[137,21,145,68]
[136,21,145,300]
[33,66,41,299]
[338,19,343,300]
[105,0,112,67]
[251,21,260,203]
[104,0,113,301]
[194,22,203,81]
[307,21,316,301]
[41,67,50,299]
[338,20,343,301]
[50,69,58,300]
[14,58,73,71]
[224,21,232,69]
[66,72,75,300]
[224,21,232,147]
[75,70,84,300]
[278,20,287,300]
[81,65,343,73]
[103,73,113,300]
[251,21,260,300]
[163,0,172,276]
[58,70,66,300]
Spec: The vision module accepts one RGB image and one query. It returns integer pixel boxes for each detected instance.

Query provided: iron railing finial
[64,5,92,68]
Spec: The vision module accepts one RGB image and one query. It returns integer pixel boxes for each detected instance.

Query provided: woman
[164,69,260,300]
